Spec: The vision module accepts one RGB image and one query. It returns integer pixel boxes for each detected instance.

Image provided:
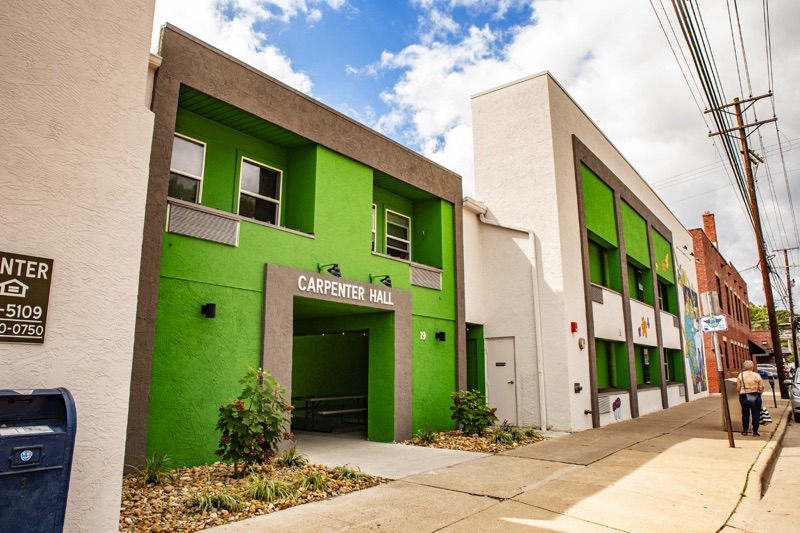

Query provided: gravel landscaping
[119,460,386,532]
[118,414,544,532]
[400,427,546,453]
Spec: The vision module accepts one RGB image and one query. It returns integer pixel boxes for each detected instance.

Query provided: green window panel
[581,165,618,247]
[588,240,608,287]
[627,263,654,305]
[466,324,486,396]
[651,229,675,284]
[665,348,685,383]
[633,345,660,386]
[596,339,629,390]
[621,201,649,267]
[596,340,612,389]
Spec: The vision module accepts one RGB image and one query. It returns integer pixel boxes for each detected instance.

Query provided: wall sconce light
[201,303,217,318]
[370,274,392,288]
[435,331,446,341]
[318,263,341,277]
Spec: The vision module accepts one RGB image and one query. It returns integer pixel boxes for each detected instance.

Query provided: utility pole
[732,97,788,398]
[776,248,799,373]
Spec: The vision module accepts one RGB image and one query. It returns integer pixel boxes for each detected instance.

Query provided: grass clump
[128,451,174,486]
[296,471,331,492]
[414,424,437,445]
[245,475,296,502]
[330,465,369,482]
[185,489,244,514]
[274,444,308,468]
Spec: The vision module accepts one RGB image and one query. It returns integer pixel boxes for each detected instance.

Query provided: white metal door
[486,337,517,425]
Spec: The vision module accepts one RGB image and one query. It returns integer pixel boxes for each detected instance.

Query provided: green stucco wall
[146,278,262,467]
[412,316,457,432]
[148,106,458,466]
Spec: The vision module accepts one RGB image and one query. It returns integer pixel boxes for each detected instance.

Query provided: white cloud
[412,0,530,20]
[151,0,348,93]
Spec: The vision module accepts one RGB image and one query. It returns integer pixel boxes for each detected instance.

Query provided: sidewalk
[213,396,791,533]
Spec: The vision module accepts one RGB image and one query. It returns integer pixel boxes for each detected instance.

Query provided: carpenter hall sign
[297,275,394,306]
[0,251,54,344]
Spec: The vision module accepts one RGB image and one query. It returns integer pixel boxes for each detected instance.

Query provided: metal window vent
[590,284,604,304]
[598,396,612,414]
[410,264,442,290]
[168,203,239,247]
[673,315,680,328]
[678,384,686,397]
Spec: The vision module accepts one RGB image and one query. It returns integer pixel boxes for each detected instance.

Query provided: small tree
[216,367,293,467]
[450,390,497,435]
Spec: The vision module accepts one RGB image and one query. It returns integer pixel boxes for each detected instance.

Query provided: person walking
[736,360,764,436]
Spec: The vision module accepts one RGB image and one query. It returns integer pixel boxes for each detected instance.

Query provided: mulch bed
[119,461,386,532]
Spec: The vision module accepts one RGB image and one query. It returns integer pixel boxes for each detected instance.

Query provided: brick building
[690,212,754,392]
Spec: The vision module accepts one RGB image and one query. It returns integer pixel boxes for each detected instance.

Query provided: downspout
[464,197,549,431]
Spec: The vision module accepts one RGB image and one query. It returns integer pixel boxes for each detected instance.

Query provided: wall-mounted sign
[700,314,728,332]
[0,251,54,344]
[297,274,394,306]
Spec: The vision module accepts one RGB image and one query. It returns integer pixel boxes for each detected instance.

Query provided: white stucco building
[1,2,156,530]
[464,73,708,432]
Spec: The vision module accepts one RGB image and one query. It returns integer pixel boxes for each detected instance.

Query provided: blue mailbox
[0,388,77,533]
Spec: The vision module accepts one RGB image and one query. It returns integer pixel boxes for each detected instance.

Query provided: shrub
[274,444,308,468]
[245,475,295,502]
[216,367,294,467]
[414,423,437,445]
[450,390,497,435]
[128,451,174,486]
[185,489,243,514]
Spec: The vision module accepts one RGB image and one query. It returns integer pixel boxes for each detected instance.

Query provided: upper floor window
[633,267,644,301]
[385,209,411,260]
[238,158,281,225]
[372,204,377,252]
[657,281,668,311]
[169,134,205,202]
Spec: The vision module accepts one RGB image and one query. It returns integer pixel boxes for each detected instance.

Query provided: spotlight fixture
[370,274,392,288]
[435,331,446,341]
[318,263,341,277]
[201,303,217,319]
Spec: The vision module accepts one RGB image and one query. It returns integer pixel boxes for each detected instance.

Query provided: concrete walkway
[723,403,799,532]
[213,396,791,532]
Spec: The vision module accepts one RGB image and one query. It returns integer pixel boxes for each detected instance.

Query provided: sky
[151,0,800,307]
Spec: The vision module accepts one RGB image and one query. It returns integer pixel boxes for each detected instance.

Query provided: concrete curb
[752,401,791,498]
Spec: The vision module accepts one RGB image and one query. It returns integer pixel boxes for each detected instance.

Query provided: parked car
[757,369,773,380]
[757,364,778,379]
[785,372,800,422]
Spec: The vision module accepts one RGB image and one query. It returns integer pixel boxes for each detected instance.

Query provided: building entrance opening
[290,296,395,441]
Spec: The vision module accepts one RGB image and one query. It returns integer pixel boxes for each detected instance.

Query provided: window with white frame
[168,134,205,202]
[371,204,377,252]
[238,158,281,225]
[385,209,410,260]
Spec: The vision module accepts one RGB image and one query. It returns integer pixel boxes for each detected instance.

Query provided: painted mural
[679,265,707,393]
